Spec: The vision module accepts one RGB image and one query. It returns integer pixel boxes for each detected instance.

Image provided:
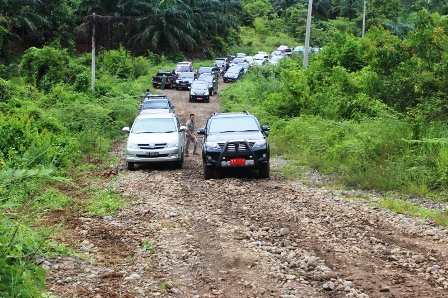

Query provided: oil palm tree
[0,0,51,63]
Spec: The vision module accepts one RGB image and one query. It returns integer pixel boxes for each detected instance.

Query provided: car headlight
[252,139,266,148]
[166,139,179,148]
[205,141,220,150]
[127,140,139,149]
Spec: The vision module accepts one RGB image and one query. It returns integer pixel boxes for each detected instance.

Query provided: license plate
[230,158,245,165]
[197,97,202,100]
[181,83,186,85]
[147,152,159,156]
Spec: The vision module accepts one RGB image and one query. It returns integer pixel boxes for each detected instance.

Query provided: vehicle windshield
[227,68,241,74]
[191,83,208,91]
[199,67,213,73]
[198,76,213,83]
[208,116,259,133]
[132,118,176,133]
[233,58,246,64]
[176,65,190,71]
[178,72,195,79]
[142,100,170,110]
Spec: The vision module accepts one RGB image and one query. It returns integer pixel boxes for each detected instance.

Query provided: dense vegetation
[1,0,448,297]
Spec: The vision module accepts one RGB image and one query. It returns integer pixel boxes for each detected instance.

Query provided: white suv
[122,113,186,170]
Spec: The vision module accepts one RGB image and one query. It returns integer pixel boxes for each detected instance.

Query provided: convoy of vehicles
[126,46,313,172]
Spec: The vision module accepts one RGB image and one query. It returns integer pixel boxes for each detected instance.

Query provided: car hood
[128,132,180,144]
[206,131,264,142]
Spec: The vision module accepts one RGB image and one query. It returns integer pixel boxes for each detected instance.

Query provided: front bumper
[125,147,182,163]
[203,140,269,169]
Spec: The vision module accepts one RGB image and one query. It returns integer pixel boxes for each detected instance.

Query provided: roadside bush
[19,46,72,93]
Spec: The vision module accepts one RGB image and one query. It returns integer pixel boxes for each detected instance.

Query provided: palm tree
[0,0,51,64]
[132,0,199,52]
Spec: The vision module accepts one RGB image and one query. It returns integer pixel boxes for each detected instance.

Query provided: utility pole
[91,13,96,90]
[362,0,367,38]
[303,0,313,69]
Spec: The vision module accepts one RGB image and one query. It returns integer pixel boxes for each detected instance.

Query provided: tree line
[1,0,448,63]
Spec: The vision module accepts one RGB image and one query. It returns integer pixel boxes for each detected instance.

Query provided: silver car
[122,113,186,170]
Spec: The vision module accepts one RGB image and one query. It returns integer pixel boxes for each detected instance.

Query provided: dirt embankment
[45,80,448,298]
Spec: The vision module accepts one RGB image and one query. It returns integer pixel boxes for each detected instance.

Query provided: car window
[176,65,191,71]
[191,82,208,90]
[132,118,176,133]
[208,117,259,133]
[178,73,194,79]
[142,100,170,109]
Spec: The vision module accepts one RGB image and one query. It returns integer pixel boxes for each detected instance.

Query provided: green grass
[86,190,131,216]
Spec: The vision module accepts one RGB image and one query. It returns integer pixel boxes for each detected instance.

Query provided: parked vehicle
[229,57,247,67]
[197,111,270,179]
[189,80,210,103]
[175,61,194,76]
[240,62,250,73]
[214,57,231,70]
[197,66,219,80]
[197,74,218,96]
[268,55,283,65]
[152,70,177,89]
[175,72,197,90]
[122,113,186,170]
[236,53,246,58]
[223,66,245,83]
[253,53,269,66]
[138,95,175,114]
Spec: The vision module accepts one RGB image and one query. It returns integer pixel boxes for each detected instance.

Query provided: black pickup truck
[152,70,177,89]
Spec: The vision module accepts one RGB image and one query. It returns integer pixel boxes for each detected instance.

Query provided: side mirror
[122,127,130,133]
[180,126,187,132]
[197,128,206,135]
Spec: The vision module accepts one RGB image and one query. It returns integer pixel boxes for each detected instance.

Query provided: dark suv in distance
[197,111,270,179]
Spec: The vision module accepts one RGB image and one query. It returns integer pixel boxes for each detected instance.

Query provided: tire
[153,84,157,88]
[173,160,183,169]
[173,153,184,169]
[259,163,270,178]
[204,163,214,180]
[126,162,135,171]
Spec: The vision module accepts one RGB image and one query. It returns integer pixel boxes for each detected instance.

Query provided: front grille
[217,141,255,150]
[136,154,170,158]
[138,143,167,149]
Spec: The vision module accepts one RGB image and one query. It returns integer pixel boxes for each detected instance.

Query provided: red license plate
[230,158,245,165]
[197,97,202,100]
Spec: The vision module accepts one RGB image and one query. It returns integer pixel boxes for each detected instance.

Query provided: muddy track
[45,79,448,297]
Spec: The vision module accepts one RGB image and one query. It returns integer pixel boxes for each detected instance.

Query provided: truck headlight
[253,139,266,148]
[205,142,220,150]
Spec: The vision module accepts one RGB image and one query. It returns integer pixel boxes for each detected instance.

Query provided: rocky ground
[44,79,448,297]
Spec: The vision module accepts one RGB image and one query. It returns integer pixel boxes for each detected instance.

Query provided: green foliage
[86,190,131,216]
[19,46,72,93]
[98,46,137,79]
[320,32,366,72]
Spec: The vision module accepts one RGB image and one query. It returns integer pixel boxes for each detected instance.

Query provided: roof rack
[145,94,168,99]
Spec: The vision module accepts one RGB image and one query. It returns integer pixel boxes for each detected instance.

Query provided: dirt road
[45,80,448,297]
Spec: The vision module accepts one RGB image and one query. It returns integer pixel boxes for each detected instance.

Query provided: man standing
[185,114,198,156]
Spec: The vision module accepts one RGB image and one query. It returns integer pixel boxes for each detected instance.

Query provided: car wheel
[204,163,214,180]
[173,160,183,169]
[153,84,157,88]
[259,163,270,178]
[127,162,135,171]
